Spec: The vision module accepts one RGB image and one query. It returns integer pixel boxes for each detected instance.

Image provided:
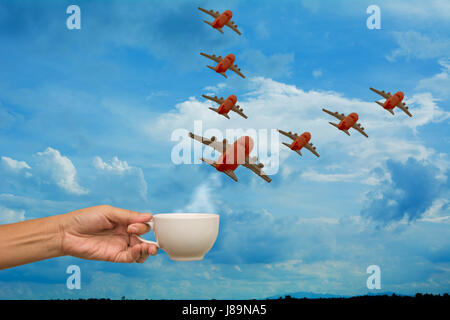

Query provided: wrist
[38,214,66,259]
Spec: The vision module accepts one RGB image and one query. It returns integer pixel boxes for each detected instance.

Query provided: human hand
[59,205,158,263]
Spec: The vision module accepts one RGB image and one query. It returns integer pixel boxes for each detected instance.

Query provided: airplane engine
[211,136,216,141]
[258,163,264,168]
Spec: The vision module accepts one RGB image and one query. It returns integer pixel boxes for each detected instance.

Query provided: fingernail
[129,226,138,233]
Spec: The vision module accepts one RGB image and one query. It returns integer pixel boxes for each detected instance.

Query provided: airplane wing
[304,143,320,157]
[277,129,298,141]
[229,64,245,78]
[225,20,242,35]
[200,52,223,63]
[198,7,220,19]
[396,102,413,117]
[322,108,345,121]
[370,87,392,100]
[231,105,248,119]
[188,132,231,153]
[243,162,272,183]
[202,94,224,105]
[351,122,369,138]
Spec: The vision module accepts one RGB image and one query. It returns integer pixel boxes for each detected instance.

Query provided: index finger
[102,205,152,225]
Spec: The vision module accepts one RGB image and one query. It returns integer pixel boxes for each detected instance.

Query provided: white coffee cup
[136,213,220,261]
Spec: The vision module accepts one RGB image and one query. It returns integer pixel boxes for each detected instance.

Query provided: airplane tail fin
[223,170,238,182]
[203,20,224,34]
[328,122,339,129]
[282,142,291,149]
[207,65,227,78]
[208,107,230,119]
[201,158,217,168]
[282,142,302,156]
[375,100,384,107]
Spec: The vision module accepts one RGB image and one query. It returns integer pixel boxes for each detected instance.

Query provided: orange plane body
[218,95,237,115]
[383,91,404,110]
[212,10,233,29]
[216,136,253,172]
[289,132,311,151]
[215,54,235,74]
[338,113,359,131]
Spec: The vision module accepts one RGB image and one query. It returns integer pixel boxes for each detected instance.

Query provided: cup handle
[135,220,160,248]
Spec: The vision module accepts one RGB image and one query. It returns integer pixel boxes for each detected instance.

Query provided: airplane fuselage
[212,10,232,29]
[216,136,253,172]
[384,91,404,110]
[338,113,358,131]
[218,95,237,115]
[290,132,311,151]
[215,54,235,73]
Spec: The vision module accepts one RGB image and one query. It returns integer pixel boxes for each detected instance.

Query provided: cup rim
[153,213,219,219]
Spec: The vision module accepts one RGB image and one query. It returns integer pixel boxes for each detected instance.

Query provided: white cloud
[383,0,450,21]
[1,156,31,172]
[35,147,88,195]
[181,174,220,213]
[93,156,148,200]
[93,156,132,174]
[386,32,450,61]
[417,58,450,98]
[0,206,26,224]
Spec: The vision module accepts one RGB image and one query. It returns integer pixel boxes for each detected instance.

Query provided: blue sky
[0,0,449,299]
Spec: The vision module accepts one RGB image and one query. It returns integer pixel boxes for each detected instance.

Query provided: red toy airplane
[322,108,369,138]
[202,94,247,119]
[198,7,241,35]
[188,133,271,183]
[370,87,412,117]
[200,52,245,79]
[278,130,320,157]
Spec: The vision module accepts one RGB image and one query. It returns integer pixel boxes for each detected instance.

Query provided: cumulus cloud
[93,156,148,200]
[93,156,132,174]
[180,174,220,213]
[361,158,449,225]
[0,206,25,224]
[417,58,450,99]
[35,147,88,195]
[1,156,31,172]
[386,32,450,61]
